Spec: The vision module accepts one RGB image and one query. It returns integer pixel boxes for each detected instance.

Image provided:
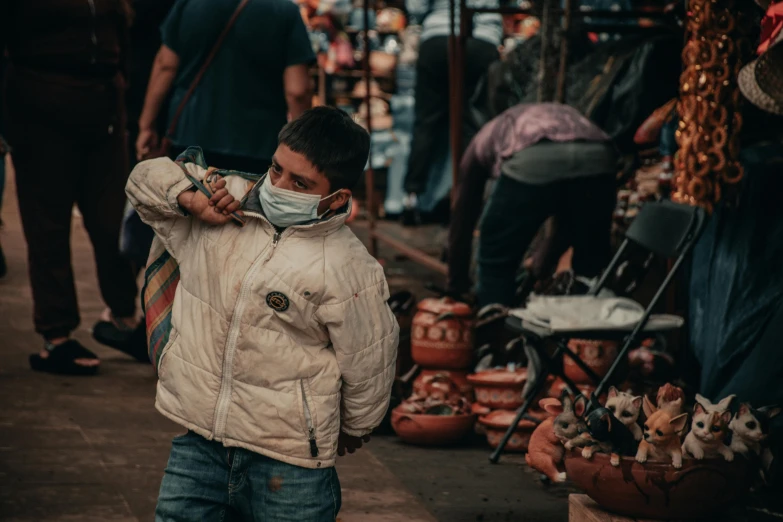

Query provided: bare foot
[41,338,100,368]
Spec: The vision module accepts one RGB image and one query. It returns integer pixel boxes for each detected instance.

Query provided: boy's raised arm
[126,157,198,259]
[316,272,399,437]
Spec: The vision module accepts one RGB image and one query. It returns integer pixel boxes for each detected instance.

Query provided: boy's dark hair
[278,107,371,190]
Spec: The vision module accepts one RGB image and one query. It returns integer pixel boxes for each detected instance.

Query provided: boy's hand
[177,178,242,225]
[337,432,371,456]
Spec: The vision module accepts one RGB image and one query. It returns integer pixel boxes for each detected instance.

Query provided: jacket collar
[241,175,350,237]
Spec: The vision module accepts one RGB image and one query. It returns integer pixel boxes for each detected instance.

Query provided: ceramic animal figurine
[581,406,638,467]
[525,395,588,483]
[682,402,734,461]
[656,383,686,416]
[636,396,689,468]
[730,403,780,480]
[605,386,643,441]
[695,393,736,414]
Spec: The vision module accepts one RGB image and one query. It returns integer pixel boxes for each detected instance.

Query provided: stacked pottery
[391,298,476,446]
[468,367,549,452]
[559,339,620,399]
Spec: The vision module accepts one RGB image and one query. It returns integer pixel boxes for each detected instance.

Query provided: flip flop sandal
[29,340,100,376]
[92,320,149,363]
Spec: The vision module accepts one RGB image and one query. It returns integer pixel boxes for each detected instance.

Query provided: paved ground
[0,158,568,522]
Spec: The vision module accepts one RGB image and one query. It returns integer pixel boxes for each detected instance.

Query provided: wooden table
[568,495,743,522]
[569,494,658,522]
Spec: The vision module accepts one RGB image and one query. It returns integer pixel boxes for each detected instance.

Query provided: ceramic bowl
[391,407,476,446]
[413,370,473,400]
[477,409,548,453]
[468,368,529,410]
[564,452,752,519]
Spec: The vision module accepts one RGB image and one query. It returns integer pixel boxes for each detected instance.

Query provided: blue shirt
[162,0,315,161]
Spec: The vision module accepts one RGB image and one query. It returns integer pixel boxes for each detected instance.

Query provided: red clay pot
[563,339,619,385]
[467,368,530,410]
[478,409,546,453]
[564,452,752,520]
[391,406,476,446]
[411,298,474,370]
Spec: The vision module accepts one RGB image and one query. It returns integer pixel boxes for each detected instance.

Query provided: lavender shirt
[471,103,611,178]
[447,103,613,294]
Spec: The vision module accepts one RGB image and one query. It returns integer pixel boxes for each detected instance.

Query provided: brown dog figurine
[636,396,689,468]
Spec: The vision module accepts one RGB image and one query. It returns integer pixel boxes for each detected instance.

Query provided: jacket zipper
[86,0,98,64]
[300,381,319,457]
[212,231,281,439]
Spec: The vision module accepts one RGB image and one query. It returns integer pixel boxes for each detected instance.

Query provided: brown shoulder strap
[165,0,250,138]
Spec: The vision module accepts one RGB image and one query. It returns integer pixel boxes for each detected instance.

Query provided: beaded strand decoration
[673,0,754,212]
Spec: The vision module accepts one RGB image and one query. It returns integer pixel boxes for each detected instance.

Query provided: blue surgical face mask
[258,173,340,228]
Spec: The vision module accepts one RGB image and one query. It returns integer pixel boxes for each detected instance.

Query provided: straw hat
[738,33,783,115]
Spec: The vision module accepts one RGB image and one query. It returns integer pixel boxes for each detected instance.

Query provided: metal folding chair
[489,200,707,463]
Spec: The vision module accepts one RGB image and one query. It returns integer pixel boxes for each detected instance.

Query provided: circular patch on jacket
[266,292,290,312]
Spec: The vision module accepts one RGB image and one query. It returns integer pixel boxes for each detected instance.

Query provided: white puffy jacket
[126,157,399,469]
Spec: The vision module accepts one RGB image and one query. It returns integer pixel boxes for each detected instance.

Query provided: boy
[127,107,399,521]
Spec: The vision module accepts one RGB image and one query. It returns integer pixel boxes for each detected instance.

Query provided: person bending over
[448,102,619,307]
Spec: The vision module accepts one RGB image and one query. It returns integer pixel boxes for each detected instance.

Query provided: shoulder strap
[165,0,250,138]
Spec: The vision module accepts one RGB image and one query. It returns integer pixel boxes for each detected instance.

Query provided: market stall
[305,0,783,517]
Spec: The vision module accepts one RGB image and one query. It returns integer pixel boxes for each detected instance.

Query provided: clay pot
[391,406,476,446]
[411,298,474,370]
[467,368,529,410]
[564,452,752,519]
[413,370,473,400]
[564,339,619,385]
[478,409,544,453]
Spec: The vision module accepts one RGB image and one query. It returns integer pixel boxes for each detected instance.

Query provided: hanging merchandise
[757,1,783,54]
[673,0,754,212]
[355,98,393,131]
[376,7,407,32]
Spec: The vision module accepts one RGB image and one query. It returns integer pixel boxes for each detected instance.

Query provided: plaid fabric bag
[141,147,262,373]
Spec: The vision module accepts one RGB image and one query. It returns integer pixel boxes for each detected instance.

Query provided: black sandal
[29,340,100,376]
[92,320,149,363]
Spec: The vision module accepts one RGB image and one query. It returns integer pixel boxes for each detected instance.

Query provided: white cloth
[510,295,683,333]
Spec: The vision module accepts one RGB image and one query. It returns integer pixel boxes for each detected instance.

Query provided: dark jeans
[156,431,341,522]
[404,36,499,195]
[8,108,137,339]
[476,173,616,307]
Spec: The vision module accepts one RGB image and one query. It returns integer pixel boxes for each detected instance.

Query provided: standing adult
[401,0,502,225]
[119,0,176,277]
[136,0,315,172]
[1,0,139,375]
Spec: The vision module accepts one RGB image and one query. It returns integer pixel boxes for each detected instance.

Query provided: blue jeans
[156,431,341,522]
